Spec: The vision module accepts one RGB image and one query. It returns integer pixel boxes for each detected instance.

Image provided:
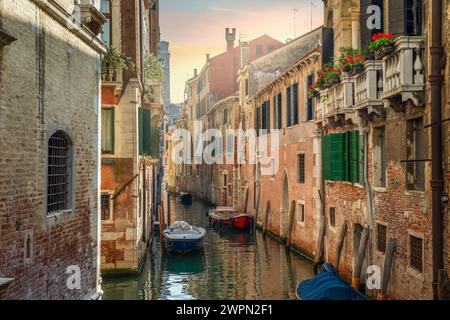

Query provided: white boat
[163,221,206,253]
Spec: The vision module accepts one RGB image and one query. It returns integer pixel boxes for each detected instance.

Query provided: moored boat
[163,221,206,253]
[208,207,238,226]
[231,213,253,230]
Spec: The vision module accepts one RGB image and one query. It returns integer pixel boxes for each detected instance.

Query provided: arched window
[47,130,72,214]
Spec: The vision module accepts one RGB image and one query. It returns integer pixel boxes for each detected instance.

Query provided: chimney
[206,53,210,62]
[240,41,250,68]
[194,69,198,77]
[225,27,236,52]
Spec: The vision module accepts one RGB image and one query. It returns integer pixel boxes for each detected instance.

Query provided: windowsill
[373,186,387,193]
[404,190,426,198]
[47,209,73,221]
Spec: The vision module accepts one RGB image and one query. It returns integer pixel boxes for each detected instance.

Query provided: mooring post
[352,226,369,289]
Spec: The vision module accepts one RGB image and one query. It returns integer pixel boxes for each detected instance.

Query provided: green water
[102,195,314,300]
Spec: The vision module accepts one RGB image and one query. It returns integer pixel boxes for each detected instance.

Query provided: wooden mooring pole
[352,227,369,289]
[377,237,395,300]
[334,222,347,272]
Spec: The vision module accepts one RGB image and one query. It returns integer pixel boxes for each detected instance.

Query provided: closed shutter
[261,104,267,130]
[265,101,270,133]
[359,134,365,184]
[277,93,282,129]
[286,87,291,127]
[139,108,151,156]
[306,75,313,121]
[388,0,406,38]
[273,96,277,130]
[330,134,347,181]
[293,83,299,125]
[348,131,360,183]
[322,135,331,181]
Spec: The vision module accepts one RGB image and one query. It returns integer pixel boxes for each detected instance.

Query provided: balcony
[354,60,384,117]
[316,75,354,125]
[381,36,425,110]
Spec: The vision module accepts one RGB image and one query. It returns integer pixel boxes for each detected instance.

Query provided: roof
[247,27,323,96]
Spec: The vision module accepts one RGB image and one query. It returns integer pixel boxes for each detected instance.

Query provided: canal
[102,195,314,300]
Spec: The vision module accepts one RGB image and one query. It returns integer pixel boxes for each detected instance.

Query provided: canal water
[102,195,313,300]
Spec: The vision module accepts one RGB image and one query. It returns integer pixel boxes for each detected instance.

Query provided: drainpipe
[430,0,444,300]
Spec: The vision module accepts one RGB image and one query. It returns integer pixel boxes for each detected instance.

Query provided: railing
[381,36,425,105]
[354,60,383,109]
[317,75,354,119]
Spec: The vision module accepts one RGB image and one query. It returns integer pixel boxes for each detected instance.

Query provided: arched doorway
[281,171,289,238]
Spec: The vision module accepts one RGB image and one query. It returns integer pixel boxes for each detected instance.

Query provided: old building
[160,40,171,108]
[312,0,449,300]
[0,0,106,299]
[99,0,162,275]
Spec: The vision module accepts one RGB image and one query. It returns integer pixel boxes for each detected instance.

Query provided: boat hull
[165,238,204,253]
[232,215,253,230]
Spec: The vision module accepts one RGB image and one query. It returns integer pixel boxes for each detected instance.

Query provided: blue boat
[297,263,367,300]
[163,221,206,253]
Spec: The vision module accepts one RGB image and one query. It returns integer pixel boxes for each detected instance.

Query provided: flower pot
[350,65,364,76]
[375,44,395,59]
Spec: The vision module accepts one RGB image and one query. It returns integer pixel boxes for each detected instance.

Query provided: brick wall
[0,0,102,299]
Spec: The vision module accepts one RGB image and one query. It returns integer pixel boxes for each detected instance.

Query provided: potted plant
[101,45,134,81]
[368,33,394,59]
[322,63,341,88]
[143,52,164,102]
[337,48,367,76]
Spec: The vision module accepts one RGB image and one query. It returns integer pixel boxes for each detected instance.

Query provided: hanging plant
[101,45,135,81]
[144,52,163,102]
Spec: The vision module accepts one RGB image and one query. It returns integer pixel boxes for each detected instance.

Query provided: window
[373,126,386,187]
[102,108,115,154]
[47,130,72,214]
[226,133,233,155]
[322,132,364,183]
[306,75,314,121]
[268,45,275,53]
[272,96,277,130]
[377,223,387,253]
[297,154,305,184]
[286,86,292,127]
[100,0,111,45]
[409,235,423,272]
[292,83,299,125]
[245,79,249,96]
[298,203,305,223]
[329,207,336,227]
[388,0,423,37]
[223,108,228,124]
[261,101,270,133]
[138,108,151,156]
[256,45,263,57]
[406,117,425,191]
[101,193,113,221]
[255,107,261,136]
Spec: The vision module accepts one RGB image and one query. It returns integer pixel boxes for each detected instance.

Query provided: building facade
[160,40,170,108]
[0,0,106,299]
[99,0,162,275]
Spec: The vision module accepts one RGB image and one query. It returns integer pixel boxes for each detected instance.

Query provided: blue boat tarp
[298,272,367,300]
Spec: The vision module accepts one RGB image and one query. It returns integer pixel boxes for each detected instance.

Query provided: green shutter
[330,133,347,181]
[348,131,359,183]
[139,108,151,156]
[359,133,365,184]
[322,135,331,180]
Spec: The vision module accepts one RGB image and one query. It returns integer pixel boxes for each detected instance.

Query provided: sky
[160,0,324,103]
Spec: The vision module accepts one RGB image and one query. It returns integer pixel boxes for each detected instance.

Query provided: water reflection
[102,194,313,300]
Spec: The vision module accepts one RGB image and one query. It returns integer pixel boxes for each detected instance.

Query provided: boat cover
[298,272,367,300]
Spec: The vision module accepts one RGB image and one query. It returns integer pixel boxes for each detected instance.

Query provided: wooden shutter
[277,93,282,129]
[348,131,360,183]
[261,104,267,130]
[138,108,151,156]
[273,96,277,130]
[330,134,347,181]
[265,101,270,133]
[306,75,313,121]
[286,86,291,127]
[293,83,299,125]
[322,135,331,181]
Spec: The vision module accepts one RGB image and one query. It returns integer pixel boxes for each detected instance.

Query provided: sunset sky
[160,0,324,103]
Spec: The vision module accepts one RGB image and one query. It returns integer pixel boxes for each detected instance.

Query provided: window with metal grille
[101,194,111,221]
[410,235,423,272]
[377,224,387,253]
[329,207,336,227]
[297,154,305,184]
[47,130,71,214]
[100,0,111,45]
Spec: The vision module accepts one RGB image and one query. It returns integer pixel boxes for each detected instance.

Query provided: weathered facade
[100,0,162,275]
[0,0,106,299]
